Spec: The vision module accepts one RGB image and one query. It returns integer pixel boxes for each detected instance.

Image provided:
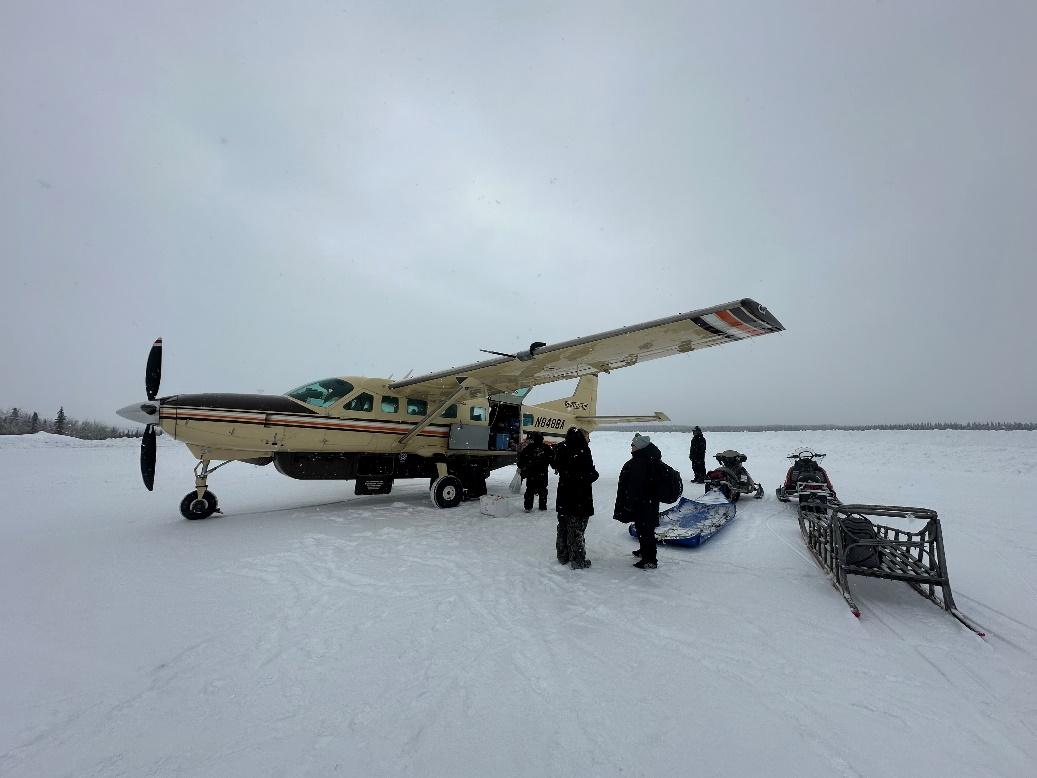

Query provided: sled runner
[798,503,985,636]
[628,492,736,548]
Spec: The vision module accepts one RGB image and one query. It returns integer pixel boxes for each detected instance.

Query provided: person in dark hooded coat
[551,426,599,569]
[689,426,707,483]
[517,431,553,511]
[614,433,662,569]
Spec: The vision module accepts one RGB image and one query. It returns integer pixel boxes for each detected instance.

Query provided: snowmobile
[776,449,836,512]
[703,450,763,502]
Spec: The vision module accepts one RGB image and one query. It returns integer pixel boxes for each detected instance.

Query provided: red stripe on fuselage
[169,409,450,437]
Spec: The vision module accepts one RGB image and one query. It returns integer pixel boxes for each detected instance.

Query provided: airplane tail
[538,374,670,431]
[537,374,598,418]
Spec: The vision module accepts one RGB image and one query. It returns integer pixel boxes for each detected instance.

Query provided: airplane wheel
[180,490,219,520]
[430,475,464,509]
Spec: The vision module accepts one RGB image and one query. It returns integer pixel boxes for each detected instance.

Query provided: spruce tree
[54,407,67,435]
[30,412,39,433]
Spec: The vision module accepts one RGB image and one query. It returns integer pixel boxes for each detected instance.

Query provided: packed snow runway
[2,431,1035,777]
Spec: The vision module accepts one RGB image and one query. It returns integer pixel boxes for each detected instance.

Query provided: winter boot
[632,549,642,557]
[556,519,569,564]
[633,560,657,570]
[566,515,590,570]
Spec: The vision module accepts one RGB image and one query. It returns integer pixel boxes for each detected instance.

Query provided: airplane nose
[116,401,161,425]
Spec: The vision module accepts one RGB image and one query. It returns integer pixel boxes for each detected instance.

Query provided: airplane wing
[388,298,783,399]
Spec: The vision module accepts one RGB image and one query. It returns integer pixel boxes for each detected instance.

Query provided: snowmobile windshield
[285,378,355,408]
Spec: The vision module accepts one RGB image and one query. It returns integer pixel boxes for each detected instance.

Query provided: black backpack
[652,459,684,504]
[839,514,883,569]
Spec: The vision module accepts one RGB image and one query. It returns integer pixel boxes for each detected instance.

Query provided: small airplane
[117,298,784,519]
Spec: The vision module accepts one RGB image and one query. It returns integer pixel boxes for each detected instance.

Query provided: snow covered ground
[1,430,1035,777]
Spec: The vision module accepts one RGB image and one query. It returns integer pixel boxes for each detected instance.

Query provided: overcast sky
[2,1,1035,427]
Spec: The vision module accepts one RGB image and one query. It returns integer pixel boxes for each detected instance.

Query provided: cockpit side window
[344,392,374,412]
[286,379,354,409]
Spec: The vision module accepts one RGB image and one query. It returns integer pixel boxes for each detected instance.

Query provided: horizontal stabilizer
[576,411,670,425]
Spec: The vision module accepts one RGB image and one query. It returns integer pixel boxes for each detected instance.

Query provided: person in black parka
[689,426,707,483]
[551,426,599,569]
[614,433,662,569]
[517,431,553,511]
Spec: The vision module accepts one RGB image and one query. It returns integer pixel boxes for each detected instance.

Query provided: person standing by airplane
[518,431,553,512]
[689,426,707,484]
[614,433,662,569]
[551,427,599,569]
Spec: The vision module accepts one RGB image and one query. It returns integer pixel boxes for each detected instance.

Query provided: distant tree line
[1,406,141,439]
[603,422,1037,432]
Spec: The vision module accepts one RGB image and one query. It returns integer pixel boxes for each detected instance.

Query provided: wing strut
[395,377,480,447]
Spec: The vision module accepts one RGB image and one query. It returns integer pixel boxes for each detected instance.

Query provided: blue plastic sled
[628,492,737,548]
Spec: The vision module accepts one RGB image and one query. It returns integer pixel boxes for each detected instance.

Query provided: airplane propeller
[141,424,156,491]
[116,338,163,491]
[140,338,162,490]
[145,337,162,401]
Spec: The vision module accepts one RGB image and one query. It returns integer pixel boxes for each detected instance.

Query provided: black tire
[430,475,464,509]
[180,490,219,520]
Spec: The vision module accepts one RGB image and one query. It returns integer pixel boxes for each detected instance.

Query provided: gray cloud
[2,1,1035,427]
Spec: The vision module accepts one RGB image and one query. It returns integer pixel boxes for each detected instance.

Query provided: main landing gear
[179,459,229,520]
[428,459,488,509]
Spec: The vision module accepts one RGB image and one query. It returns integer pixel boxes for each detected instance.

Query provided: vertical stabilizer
[537,374,598,417]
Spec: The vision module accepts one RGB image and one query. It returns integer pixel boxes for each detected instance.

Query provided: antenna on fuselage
[403,369,413,379]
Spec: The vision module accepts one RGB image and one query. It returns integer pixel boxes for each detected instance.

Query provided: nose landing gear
[179,459,228,520]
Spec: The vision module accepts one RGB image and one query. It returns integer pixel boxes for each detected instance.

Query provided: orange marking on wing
[715,310,765,337]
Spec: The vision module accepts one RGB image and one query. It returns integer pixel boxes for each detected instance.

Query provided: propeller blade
[145,338,162,401]
[141,424,156,491]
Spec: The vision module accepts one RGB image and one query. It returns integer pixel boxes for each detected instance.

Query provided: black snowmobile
[776,449,837,512]
[703,450,764,502]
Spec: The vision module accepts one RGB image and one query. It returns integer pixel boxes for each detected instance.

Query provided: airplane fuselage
[156,376,578,488]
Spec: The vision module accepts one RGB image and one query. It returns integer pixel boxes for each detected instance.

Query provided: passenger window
[440,404,458,418]
[345,392,374,412]
[407,398,428,416]
[522,414,534,427]
[470,406,486,422]
[381,396,399,413]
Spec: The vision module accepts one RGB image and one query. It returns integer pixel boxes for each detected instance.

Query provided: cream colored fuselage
[158,377,576,464]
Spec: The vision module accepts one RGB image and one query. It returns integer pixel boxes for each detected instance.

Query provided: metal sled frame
[798,503,985,636]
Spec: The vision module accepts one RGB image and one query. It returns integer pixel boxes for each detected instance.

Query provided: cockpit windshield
[285,378,355,408]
